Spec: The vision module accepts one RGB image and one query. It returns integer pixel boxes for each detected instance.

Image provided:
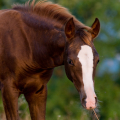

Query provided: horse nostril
[95,97,97,104]
[82,97,86,108]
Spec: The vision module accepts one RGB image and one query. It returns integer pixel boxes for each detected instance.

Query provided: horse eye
[67,59,74,65]
[97,60,100,64]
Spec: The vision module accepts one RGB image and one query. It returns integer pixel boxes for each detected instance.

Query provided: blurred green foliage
[0,0,120,120]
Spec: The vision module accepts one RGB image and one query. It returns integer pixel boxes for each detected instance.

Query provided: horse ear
[91,18,100,39]
[65,17,75,39]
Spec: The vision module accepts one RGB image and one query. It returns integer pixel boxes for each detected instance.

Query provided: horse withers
[0,1,100,120]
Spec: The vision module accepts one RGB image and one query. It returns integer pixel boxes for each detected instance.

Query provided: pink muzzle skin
[86,98,96,110]
[85,87,97,110]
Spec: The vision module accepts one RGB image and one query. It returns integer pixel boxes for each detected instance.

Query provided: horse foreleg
[1,80,20,120]
[24,85,47,120]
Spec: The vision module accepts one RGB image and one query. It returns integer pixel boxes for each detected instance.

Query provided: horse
[0,0,100,120]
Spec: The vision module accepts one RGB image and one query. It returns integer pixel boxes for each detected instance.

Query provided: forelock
[77,29,92,46]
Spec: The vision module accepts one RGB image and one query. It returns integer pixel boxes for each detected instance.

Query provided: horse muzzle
[82,96,97,110]
[80,89,97,110]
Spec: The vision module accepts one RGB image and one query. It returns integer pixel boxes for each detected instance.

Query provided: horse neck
[22,13,66,69]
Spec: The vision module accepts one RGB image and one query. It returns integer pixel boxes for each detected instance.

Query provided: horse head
[64,18,100,110]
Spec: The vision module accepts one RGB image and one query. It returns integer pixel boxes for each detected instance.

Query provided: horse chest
[16,69,54,93]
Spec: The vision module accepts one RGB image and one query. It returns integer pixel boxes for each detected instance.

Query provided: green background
[0,0,120,120]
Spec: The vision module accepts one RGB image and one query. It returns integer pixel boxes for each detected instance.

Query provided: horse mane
[12,0,92,45]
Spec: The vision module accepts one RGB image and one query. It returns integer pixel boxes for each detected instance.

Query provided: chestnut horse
[0,1,100,120]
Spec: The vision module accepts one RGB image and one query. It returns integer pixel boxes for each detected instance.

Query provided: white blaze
[77,45,96,102]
